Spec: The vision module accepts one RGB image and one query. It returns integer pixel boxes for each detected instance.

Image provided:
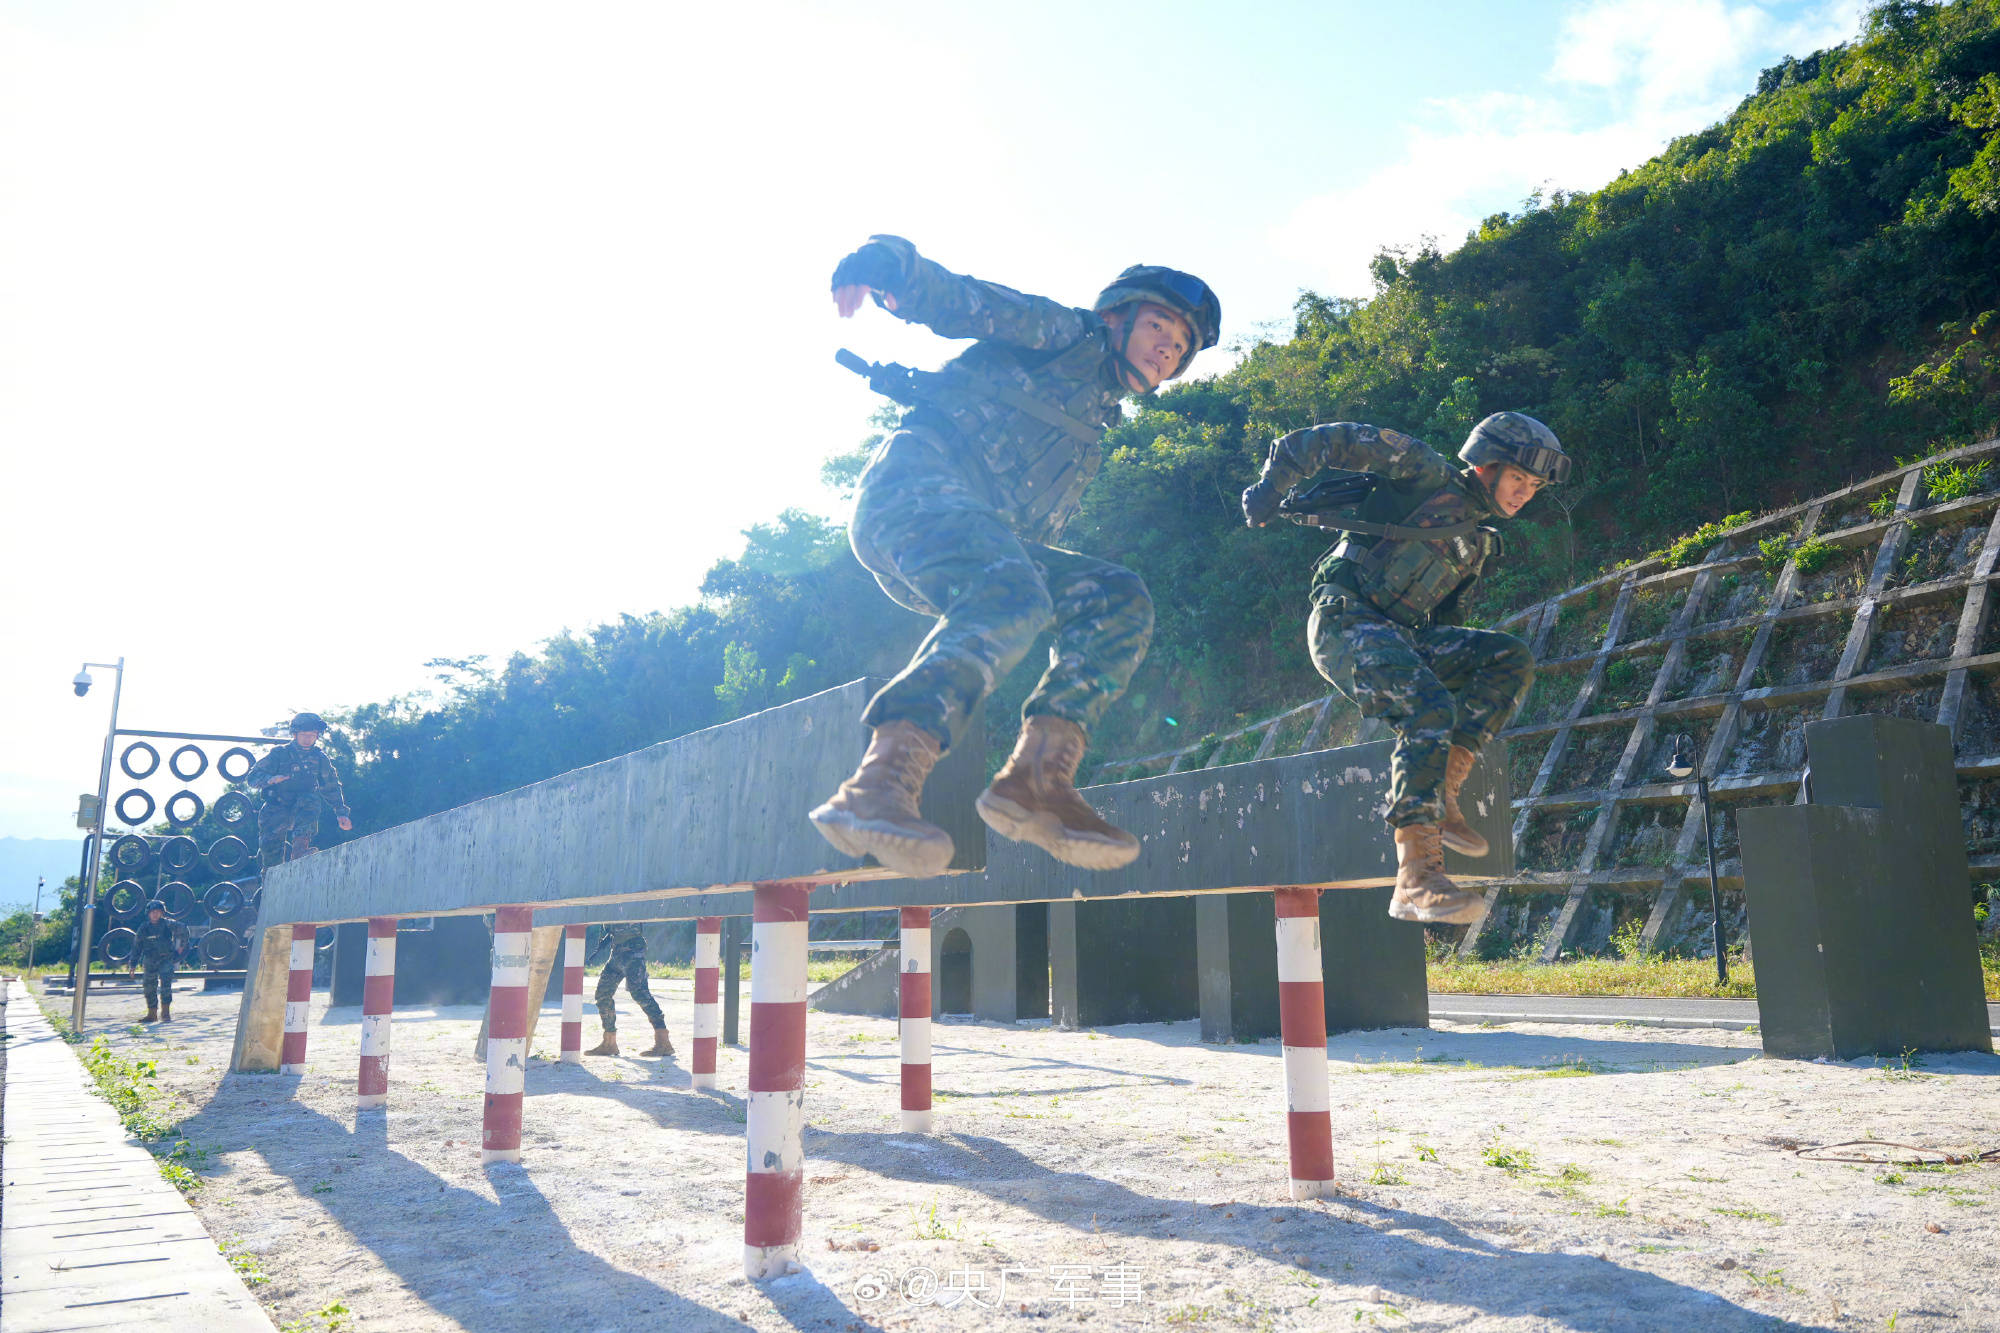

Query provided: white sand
[55,980,2000,1331]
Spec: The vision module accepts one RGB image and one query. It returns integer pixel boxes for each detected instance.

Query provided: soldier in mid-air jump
[584,924,672,1058]
[247,712,351,870]
[1242,413,1573,924]
[809,236,1220,876]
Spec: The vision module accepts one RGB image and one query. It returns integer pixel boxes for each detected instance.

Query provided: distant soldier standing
[809,235,1221,875]
[247,712,352,869]
[584,925,673,1058]
[1242,414,1572,923]
[129,899,189,1023]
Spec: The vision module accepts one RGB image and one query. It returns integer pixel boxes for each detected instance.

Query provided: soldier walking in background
[1242,414,1572,924]
[584,924,672,1058]
[129,899,188,1022]
[809,235,1221,876]
[248,712,352,870]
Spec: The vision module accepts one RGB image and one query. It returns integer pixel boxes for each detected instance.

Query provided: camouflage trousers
[139,955,176,1009]
[850,430,1154,750]
[594,958,664,1033]
[1308,598,1534,828]
[257,793,323,869]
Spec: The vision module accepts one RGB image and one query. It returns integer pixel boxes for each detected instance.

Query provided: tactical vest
[1316,471,1501,628]
[901,326,1121,543]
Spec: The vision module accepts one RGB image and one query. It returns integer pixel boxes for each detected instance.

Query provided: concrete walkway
[1,979,274,1332]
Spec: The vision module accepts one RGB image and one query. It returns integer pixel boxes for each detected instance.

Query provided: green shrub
[1757,533,1795,574]
[1868,489,1898,519]
[1658,512,1754,570]
[1790,536,1840,576]
[1924,459,1991,504]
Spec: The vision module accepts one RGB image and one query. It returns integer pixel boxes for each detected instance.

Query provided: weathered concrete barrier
[1741,714,1994,1059]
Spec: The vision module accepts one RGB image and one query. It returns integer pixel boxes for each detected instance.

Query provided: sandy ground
[39,978,2000,1333]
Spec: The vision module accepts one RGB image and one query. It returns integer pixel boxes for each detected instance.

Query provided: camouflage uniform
[846,236,1154,750]
[132,917,187,1011]
[246,743,350,868]
[586,925,663,1034]
[1254,423,1536,828]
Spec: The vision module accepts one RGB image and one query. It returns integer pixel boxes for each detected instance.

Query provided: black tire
[109,835,153,873]
[169,744,209,781]
[314,926,336,952]
[203,881,246,917]
[164,790,205,829]
[115,788,155,827]
[199,928,240,967]
[159,881,197,920]
[158,835,200,874]
[120,741,160,780]
[213,790,252,827]
[205,834,250,874]
[218,746,256,782]
[99,927,138,965]
[107,879,147,916]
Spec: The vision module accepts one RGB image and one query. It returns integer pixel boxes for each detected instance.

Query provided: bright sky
[0,0,1865,854]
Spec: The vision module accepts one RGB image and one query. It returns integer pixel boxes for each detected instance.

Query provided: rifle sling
[1289,513,1484,540]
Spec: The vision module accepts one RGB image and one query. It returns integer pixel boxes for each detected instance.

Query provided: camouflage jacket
[245,743,350,818]
[1257,423,1509,628]
[585,924,647,969]
[862,235,1130,546]
[132,918,188,964]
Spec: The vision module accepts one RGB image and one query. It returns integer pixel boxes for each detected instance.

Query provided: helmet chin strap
[1104,304,1188,394]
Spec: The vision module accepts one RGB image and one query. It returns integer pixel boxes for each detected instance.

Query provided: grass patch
[638,955,862,984]
[1657,512,1754,569]
[1483,1142,1536,1173]
[1428,954,1758,999]
[1925,458,1992,503]
[1712,1205,1783,1224]
[908,1197,964,1242]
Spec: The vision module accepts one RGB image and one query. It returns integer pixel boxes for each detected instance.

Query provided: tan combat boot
[976,716,1140,871]
[142,1003,158,1024]
[808,721,955,877]
[585,1031,619,1057]
[641,1026,674,1057]
[159,1003,172,1023]
[1388,824,1485,925]
[1440,745,1489,858]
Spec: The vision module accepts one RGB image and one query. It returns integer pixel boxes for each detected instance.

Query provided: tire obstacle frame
[228,677,1513,1279]
[74,727,285,992]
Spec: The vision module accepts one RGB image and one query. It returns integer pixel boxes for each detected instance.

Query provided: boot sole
[1387,893,1485,926]
[808,805,955,878]
[974,792,1140,871]
[1440,827,1490,858]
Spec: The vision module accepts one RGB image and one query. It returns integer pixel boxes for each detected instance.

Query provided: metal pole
[25,876,42,969]
[72,657,123,1030]
[1698,768,1727,986]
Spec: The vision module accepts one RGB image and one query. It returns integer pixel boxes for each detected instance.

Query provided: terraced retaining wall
[1095,437,2000,961]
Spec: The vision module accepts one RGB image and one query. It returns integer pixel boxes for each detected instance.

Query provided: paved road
[1429,992,2000,1034]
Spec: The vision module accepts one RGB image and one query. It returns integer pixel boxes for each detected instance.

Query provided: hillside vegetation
[324,0,2000,839]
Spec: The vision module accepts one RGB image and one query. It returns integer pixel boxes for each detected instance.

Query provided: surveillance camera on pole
[73,669,92,698]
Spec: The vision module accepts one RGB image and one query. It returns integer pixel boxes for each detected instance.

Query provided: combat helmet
[1093,265,1221,382]
[1459,413,1572,484]
[290,712,327,733]
[146,899,166,914]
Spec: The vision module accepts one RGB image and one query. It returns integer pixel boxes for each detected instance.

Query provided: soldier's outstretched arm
[1243,422,1453,526]
[583,929,611,968]
[830,234,1089,350]
[316,753,352,822]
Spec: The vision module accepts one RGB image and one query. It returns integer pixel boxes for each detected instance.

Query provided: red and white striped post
[899,907,933,1133]
[744,884,808,1278]
[1274,887,1334,1198]
[692,916,722,1089]
[355,918,397,1108]
[280,923,317,1074]
[559,925,585,1065]
[482,905,534,1164]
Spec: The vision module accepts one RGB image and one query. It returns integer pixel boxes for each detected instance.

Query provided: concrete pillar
[559,925,585,1064]
[481,905,533,1164]
[1049,896,1198,1028]
[280,923,317,1075]
[692,917,721,1089]
[744,883,808,1279]
[1199,889,1426,1042]
[899,907,933,1133]
[356,918,396,1109]
[1274,888,1334,1200]
[229,922,294,1073]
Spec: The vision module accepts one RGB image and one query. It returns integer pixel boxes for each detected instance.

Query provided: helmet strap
[1103,304,1153,394]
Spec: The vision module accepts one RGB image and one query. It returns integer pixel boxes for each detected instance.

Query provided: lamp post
[1665,733,1728,987]
[25,876,43,970]
[71,657,125,1029]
